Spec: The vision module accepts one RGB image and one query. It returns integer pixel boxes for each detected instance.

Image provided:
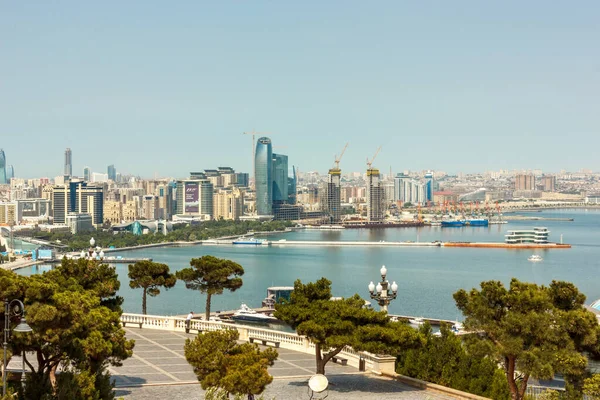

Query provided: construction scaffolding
[366,168,385,223]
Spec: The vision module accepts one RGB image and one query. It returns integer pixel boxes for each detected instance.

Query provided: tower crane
[366,146,382,169]
[333,142,349,170]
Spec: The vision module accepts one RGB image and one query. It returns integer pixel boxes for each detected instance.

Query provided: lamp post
[367,265,398,312]
[3,299,33,395]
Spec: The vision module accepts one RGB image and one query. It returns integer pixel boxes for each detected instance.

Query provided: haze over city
[2,1,599,178]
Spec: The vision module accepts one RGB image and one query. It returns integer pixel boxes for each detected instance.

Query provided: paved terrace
[112,327,458,399]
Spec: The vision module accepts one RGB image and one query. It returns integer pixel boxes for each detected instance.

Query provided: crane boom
[366,146,382,169]
[334,142,349,169]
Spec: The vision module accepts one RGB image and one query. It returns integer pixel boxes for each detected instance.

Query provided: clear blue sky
[1,1,598,178]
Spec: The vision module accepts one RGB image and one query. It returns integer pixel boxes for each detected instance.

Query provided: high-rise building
[366,168,385,222]
[64,148,72,178]
[255,137,273,215]
[156,183,173,220]
[424,171,434,203]
[83,167,91,182]
[175,179,214,218]
[541,175,556,192]
[287,166,297,205]
[0,149,7,184]
[107,165,117,181]
[325,164,342,223]
[515,174,535,191]
[51,181,104,227]
[0,202,18,225]
[394,173,426,205]
[213,188,244,220]
[272,153,289,204]
[6,165,14,181]
[235,173,249,188]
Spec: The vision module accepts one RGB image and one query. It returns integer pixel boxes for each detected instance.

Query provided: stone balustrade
[120,313,396,374]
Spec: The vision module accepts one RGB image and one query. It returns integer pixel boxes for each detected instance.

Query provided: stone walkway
[112,327,459,399]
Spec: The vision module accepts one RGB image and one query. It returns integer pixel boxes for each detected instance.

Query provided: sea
[17,209,600,320]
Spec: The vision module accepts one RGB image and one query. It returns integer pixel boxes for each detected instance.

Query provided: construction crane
[366,146,382,170]
[333,142,349,170]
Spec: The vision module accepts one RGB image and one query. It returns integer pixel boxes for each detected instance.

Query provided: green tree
[453,278,598,400]
[396,323,510,399]
[274,278,422,375]
[184,329,277,400]
[128,260,177,315]
[1,258,135,398]
[176,256,244,321]
[584,374,600,399]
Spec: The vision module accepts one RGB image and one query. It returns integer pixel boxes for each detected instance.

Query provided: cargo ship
[442,219,489,227]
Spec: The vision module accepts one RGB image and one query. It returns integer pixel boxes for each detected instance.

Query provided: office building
[83,167,91,182]
[66,213,94,234]
[272,153,289,204]
[235,172,249,188]
[287,166,297,204]
[17,199,50,221]
[394,173,426,205]
[541,175,556,192]
[141,195,159,220]
[51,182,104,227]
[255,137,273,215]
[0,149,7,184]
[424,171,434,203]
[515,174,535,191]
[213,188,244,220]
[107,165,117,181]
[366,167,385,222]
[156,183,173,220]
[92,173,109,183]
[175,179,214,218]
[64,148,72,178]
[0,202,18,225]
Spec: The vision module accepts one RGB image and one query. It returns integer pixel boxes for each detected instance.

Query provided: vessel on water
[232,238,268,245]
[451,321,464,334]
[409,317,425,326]
[466,219,489,226]
[230,303,277,323]
[528,254,543,262]
[430,221,442,226]
[441,220,465,227]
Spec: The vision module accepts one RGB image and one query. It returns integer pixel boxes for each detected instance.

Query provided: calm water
[19,209,600,320]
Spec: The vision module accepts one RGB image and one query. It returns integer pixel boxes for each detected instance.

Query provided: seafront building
[324,164,342,223]
[51,181,104,227]
[213,187,244,220]
[255,137,273,216]
[175,179,214,221]
[272,153,289,204]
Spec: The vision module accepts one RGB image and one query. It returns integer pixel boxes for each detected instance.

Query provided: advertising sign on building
[185,182,199,213]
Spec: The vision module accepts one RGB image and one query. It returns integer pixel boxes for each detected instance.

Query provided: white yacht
[528,254,543,262]
[231,304,277,323]
[409,317,425,326]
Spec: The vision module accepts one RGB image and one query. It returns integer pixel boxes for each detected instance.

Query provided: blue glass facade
[425,172,434,202]
[255,137,273,215]
[0,149,6,184]
[272,153,288,203]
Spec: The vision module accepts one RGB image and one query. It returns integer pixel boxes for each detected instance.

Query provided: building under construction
[322,143,348,224]
[366,147,385,223]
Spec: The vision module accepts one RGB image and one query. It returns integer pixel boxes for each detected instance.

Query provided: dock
[267,240,441,247]
[443,242,571,249]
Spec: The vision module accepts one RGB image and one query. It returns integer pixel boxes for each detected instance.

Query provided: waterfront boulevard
[113,313,468,399]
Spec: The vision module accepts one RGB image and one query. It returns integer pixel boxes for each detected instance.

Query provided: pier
[267,240,441,247]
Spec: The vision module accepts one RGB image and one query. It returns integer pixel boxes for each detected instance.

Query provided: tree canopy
[184,329,277,400]
[128,260,177,315]
[454,278,599,400]
[176,256,244,321]
[274,278,423,374]
[1,258,134,399]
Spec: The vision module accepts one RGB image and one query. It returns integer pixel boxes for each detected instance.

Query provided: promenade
[113,327,458,399]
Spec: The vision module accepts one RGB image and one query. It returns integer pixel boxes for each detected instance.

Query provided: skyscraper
[287,166,297,204]
[83,167,91,182]
[64,148,72,178]
[366,167,385,222]
[325,164,342,223]
[424,171,434,203]
[107,165,117,181]
[255,137,273,215]
[0,149,7,184]
[515,174,535,190]
[272,153,289,204]
[6,165,14,181]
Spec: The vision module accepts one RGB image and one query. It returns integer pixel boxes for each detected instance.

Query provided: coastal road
[113,327,459,399]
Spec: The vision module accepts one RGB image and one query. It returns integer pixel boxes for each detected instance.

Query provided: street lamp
[367,265,398,312]
[3,299,33,396]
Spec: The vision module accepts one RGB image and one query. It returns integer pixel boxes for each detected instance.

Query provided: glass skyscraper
[64,148,72,178]
[107,164,117,181]
[255,137,273,215]
[425,171,434,202]
[272,153,288,203]
[0,149,6,184]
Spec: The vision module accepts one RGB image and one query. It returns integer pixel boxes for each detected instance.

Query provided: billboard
[185,182,199,213]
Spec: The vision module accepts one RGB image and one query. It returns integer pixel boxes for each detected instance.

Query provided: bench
[122,321,143,328]
[249,337,280,348]
[331,356,348,366]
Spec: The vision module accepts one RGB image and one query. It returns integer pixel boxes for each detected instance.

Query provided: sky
[1,1,599,179]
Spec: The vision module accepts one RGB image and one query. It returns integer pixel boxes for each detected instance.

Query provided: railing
[120,313,394,373]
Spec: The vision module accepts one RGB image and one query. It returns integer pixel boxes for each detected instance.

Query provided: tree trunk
[142,288,147,315]
[49,363,58,392]
[518,373,530,400]
[505,356,520,400]
[247,394,255,400]
[315,343,325,375]
[205,293,212,322]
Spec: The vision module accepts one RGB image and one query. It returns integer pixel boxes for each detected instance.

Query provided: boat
[441,220,466,227]
[232,238,267,245]
[409,317,425,326]
[230,303,277,323]
[528,255,543,262]
[466,219,489,227]
[451,321,464,334]
[430,221,442,226]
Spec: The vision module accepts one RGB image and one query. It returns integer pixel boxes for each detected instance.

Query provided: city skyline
[1,1,599,178]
